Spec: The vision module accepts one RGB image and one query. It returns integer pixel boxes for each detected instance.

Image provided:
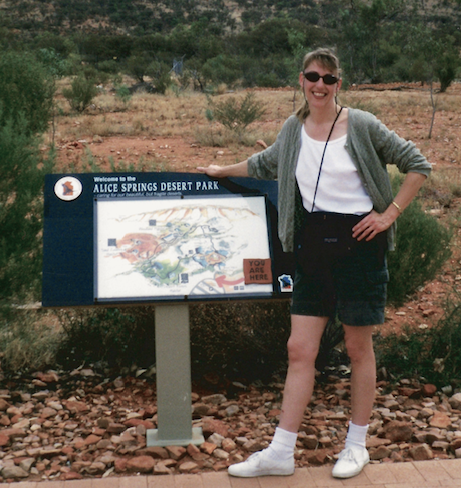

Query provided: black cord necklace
[310,106,344,213]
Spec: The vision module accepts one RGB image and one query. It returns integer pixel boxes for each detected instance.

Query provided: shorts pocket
[366,268,389,285]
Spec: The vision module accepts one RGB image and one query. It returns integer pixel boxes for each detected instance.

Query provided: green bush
[208,92,266,138]
[115,84,132,106]
[376,295,461,388]
[387,182,452,306]
[63,75,99,112]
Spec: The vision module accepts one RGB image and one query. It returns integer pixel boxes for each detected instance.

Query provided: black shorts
[291,214,389,326]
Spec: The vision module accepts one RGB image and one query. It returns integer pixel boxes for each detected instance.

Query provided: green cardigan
[247,108,432,252]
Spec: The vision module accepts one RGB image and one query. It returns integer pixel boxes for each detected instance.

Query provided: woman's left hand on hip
[352,210,394,241]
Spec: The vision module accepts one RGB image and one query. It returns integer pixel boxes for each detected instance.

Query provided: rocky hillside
[2,0,459,37]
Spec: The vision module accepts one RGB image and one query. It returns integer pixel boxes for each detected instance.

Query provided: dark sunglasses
[303,71,339,85]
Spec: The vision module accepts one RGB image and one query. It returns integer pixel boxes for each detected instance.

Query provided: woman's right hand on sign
[197,160,249,178]
[197,164,225,177]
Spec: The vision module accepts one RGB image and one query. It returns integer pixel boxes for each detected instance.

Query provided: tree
[0,51,55,305]
[126,53,153,83]
[0,51,55,136]
[434,36,460,93]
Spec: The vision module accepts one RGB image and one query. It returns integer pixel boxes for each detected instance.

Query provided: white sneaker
[332,446,370,479]
[228,449,295,478]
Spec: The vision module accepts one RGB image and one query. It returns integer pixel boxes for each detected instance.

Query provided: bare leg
[343,324,376,426]
[278,315,329,433]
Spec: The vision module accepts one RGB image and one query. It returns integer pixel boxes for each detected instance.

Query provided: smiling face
[299,60,342,111]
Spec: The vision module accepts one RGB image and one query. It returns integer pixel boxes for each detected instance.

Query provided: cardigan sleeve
[363,111,432,177]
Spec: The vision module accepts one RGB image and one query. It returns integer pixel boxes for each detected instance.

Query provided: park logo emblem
[54,176,83,201]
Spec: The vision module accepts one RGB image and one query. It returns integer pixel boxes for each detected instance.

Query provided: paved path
[1,459,460,488]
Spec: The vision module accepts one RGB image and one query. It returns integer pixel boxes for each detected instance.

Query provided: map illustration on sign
[95,195,272,301]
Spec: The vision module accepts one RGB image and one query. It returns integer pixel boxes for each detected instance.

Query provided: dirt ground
[51,82,461,338]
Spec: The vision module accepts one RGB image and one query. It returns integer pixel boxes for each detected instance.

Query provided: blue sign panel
[43,172,294,307]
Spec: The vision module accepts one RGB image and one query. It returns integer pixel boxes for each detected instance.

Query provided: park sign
[42,172,295,307]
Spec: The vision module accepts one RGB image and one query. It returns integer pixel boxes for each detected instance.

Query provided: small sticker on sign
[243,259,272,284]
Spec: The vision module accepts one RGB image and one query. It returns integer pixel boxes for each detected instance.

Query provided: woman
[197,48,431,480]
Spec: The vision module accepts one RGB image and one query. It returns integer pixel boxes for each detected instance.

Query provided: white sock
[266,427,297,460]
[345,422,368,450]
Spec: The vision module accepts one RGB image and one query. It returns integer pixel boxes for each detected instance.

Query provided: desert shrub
[97,59,119,74]
[147,60,171,94]
[115,84,132,106]
[62,75,99,113]
[387,176,452,306]
[55,307,157,371]
[376,294,461,388]
[36,47,71,78]
[207,92,266,138]
[0,309,61,372]
[190,301,291,384]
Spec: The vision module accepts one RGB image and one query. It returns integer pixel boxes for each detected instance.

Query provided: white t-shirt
[296,127,373,214]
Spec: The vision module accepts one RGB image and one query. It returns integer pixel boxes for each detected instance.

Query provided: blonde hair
[295,48,341,122]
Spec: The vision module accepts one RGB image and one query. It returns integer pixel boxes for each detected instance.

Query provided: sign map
[95,195,272,301]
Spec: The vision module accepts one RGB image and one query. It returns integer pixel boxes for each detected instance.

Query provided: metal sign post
[146,303,204,446]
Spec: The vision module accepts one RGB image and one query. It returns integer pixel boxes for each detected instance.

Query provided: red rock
[179,460,199,472]
[383,421,413,442]
[450,438,461,450]
[201,418,229,438]
[166,445,186,460]
[41,407,57,419]
[0,399,10,411]
[36,371,60,383]
[0,415,10,426]
[60,471,83,481]
[107,422,126,433]
[73,437,85,450]
[1,427,26,438]
[305,449,330,465]
[187,444,201,457]
[126,455,155,473]
[301,434,318,450]
[201,441,217,455]
[61,446,74,456]
[136,446,169,459]
[83,434,102,446]
[118,432,137,446]
[370,445,392,460]
[114,457,128,473]
[422,384,437,397]
[429,411,451,429]
[154,461,173,475]
[409,443,433,461]
[124,418,154,429]
[398,387,420,397]
[64,401,89,414]
[367,436,392,448]
[0,433,10,446]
